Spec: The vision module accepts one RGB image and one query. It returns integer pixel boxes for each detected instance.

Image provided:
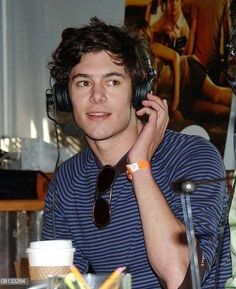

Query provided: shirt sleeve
[167,136,229,282]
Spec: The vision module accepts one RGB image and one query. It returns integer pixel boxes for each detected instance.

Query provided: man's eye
[108,79,120,86]
[76,80,90,87]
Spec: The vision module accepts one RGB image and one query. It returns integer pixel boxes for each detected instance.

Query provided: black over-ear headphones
[46,55,156,113]
[46,82,73,113]
[133,56,156,110]
[46,82,84,138]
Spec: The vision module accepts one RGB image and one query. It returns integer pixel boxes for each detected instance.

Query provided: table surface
[0,200,44,211]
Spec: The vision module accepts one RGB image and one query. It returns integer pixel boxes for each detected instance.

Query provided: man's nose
[89,83,106,103]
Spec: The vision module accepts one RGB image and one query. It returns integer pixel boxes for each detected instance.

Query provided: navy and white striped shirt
[42,129,231,288]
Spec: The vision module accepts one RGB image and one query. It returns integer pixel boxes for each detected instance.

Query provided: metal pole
[2,0,9,136]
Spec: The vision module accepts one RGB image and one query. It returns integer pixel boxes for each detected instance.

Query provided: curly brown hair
[48,17,151,88]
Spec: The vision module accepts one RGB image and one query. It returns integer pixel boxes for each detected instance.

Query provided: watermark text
[0,278,29,285]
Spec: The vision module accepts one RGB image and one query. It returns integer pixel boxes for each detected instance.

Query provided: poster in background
[125,0,233,157]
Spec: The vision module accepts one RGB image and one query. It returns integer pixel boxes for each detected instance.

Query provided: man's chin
[85,132,111,142]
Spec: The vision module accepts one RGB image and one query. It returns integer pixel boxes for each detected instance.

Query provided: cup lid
[29,239,73,250]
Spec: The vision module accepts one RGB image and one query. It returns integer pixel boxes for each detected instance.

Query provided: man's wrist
[126,160,151,180]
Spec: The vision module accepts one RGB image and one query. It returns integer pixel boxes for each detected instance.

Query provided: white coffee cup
[26,239,75,281]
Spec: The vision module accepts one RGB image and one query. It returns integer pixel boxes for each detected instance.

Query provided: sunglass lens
[97,166,116,192]
[93,198,110,228]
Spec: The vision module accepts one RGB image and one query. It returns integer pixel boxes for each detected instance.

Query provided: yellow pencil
[70,264,91,289]
[64,272,78,289]
[99,267,126,289]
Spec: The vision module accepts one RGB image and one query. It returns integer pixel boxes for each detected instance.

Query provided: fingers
[136,93,169,119]
[135,92,169,145]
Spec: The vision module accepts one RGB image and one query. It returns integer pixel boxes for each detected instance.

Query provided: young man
[42,17,231,289]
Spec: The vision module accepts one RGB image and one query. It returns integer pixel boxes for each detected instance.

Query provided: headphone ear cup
[53,82,73,112]
[133,79,151,110]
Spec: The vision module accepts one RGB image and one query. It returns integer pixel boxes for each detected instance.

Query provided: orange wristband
[126,160,151,180]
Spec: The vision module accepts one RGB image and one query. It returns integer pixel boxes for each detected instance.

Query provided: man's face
[169,0,182,19]
[68,51,135,142]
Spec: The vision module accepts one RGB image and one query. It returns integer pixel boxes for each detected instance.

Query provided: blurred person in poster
[186,0,231,85]
[153,44,232,120]
[136,20,232,120]
[151,0,190,55]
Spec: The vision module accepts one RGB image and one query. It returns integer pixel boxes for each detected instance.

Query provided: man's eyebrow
[71,73,88,81]
[71,72,126,81]
[104,72,126,78]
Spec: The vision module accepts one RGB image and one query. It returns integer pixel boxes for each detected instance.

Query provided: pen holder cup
[47,273,132,289]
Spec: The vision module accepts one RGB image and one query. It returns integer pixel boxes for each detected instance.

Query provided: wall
[0,0,125,142]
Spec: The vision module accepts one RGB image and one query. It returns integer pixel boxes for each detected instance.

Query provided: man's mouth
[87,112,111,119]
[88,112,110,116]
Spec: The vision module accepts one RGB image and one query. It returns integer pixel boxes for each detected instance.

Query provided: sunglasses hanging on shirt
[93,165,117,228]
